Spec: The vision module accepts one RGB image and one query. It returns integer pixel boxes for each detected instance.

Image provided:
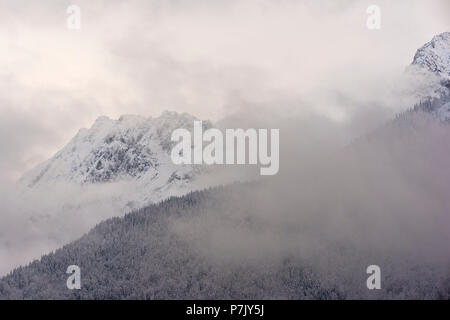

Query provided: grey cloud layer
[0,0,449,182]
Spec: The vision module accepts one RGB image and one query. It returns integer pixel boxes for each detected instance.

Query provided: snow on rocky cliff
[412,32,450,82]
[19,111,213,211]
[409,32,450,120]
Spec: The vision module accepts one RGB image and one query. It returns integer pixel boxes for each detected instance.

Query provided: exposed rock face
[410,32,450,119]
[21,111,203,187]
[412,32,450,82]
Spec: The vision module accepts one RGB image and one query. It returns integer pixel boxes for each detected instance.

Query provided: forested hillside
[3,101,450,299]
[0,184,340,299]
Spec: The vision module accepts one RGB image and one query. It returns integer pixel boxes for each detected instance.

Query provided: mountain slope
[20,111,209,209]
[0,111,226,277]
[412,32,450,83]
[3,109,450,299]
[407,32,450,103]
[0,184,341,300]
[22,112,193,186]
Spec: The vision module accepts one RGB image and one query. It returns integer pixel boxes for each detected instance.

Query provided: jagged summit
[20,111,204,205]
[412,32,450,82]
[409,32,450,120]
[17,108,243,218]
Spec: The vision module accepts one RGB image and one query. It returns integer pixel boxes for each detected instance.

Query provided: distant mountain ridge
[412,32,450,84]
[409,32,450,120]
[22,111,203,187]
[19,111,216,211]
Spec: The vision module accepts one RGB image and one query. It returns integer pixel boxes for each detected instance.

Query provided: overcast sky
[0,0,449,182]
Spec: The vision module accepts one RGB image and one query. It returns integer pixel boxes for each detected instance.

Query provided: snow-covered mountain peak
[412,32,450,83]
[20,111,203,189]
[407,33,450,120]
[18,109,244,216]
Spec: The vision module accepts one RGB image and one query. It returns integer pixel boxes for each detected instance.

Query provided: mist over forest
[1,0,450,300]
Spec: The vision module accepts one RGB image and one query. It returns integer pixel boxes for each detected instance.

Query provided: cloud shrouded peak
[412,32,450,80]
[19,111,203,187]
